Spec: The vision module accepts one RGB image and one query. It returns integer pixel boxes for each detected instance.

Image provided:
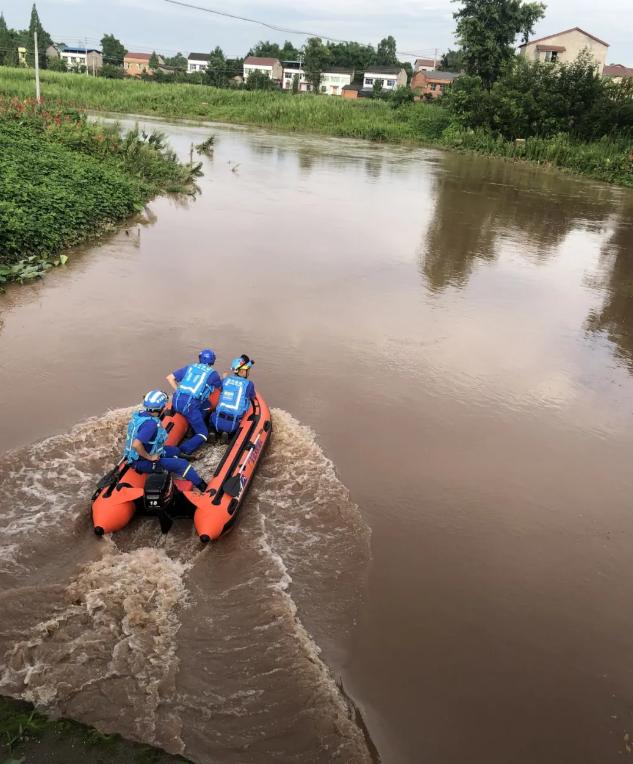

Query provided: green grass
[0,66,451,143]
[0,696,191,763]
[0,94,200,285]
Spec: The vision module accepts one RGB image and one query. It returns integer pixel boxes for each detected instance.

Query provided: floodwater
[1,116,633,764]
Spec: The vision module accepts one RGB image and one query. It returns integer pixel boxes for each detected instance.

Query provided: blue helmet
[231,355,254,373]
[199,348,216,365]
[143,390,168,411]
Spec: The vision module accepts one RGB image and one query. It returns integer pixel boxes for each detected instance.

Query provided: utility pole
[85,37,89,76]
[34,30,41,103]
[434,48,438,69]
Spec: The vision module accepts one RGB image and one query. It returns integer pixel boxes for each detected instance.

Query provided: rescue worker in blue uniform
[211,355,256,435]
[123,390,207,490]
[166,349,223,455]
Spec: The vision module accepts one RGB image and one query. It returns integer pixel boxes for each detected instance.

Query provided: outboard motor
[143,471,175,533]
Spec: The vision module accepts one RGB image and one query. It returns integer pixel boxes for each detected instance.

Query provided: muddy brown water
[1,117,633,763]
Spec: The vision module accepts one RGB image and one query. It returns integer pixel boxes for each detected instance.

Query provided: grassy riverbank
[0,93,199,286]
[1,67,631,189]
[0,696,190,763]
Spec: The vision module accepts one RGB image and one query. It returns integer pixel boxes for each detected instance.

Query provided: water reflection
[586,200,633,367]
[420,153,616,292]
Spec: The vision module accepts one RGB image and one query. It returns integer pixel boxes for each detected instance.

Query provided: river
[1,116,633,763]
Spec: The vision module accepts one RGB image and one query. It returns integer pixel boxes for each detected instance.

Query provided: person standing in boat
[211,355,256,435]
[166,349,223,455]
[123,390,207,490]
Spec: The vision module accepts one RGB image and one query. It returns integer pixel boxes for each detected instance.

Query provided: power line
[162,0,438,59]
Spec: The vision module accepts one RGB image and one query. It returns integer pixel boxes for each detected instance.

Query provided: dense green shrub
[0,97,199,284]
[446,54,633,140]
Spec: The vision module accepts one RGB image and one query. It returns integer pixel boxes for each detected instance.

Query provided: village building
[414,57,437,72]
[362,66,407,92]
[411,69,461,99]
[518,27,608,73]
[187,52,210,73]
[243,56,283,82]
[603,63,633,83]
[60,46,103,72]
[124,52,165,77]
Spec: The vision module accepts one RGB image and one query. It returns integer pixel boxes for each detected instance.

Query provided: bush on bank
[0,96,199,286]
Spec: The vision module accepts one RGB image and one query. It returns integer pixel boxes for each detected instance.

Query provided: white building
[187,53,210,73]
[320,68,354,95]
[414,57,437,72]
[282,64,354,95]
[518,27,609,73]
[362,66,407,91]
[243,56,282,82]
[60,47,103,72]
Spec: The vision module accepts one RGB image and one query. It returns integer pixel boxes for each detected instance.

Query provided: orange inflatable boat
[91,392,271,542]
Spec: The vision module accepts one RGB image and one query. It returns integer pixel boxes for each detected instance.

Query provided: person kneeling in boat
[166,348,223,455]
[210,355,256,436]
[124,390,207,491]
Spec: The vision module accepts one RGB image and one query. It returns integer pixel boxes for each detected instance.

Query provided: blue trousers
[134,445,204,488]
[210,410,239,435]
[173,393,209,455]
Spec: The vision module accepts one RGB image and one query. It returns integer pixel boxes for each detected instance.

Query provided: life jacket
[123,411,168,463]
[215,375,252,429]
[177,363,218,402]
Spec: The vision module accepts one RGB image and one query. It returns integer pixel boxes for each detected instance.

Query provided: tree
[205,46,227,87]
[291,73,300,93]
[164,52,187,72]
[47,54,67,72]
[376,36,398,65]
[245,69,275,90]
[453,0,545,88]
[279,40,300,61]
[149,51,160,70]
[303,37,330,93]
[101,33,126,67]
[372,78,384,98]
[326,40,377,74]
[439,48,465,71]
[99,62,125,79]
[0,14,19,67]
[26,4,52,68]
[249,40,281,58]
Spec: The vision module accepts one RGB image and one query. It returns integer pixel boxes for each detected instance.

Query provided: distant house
[243,56,282,82]
[124,52,164,77]
[362,66,407,92]
[342,82,362,100]
[282,61,308,91]
[17,47,26,66]
[414,57,437,72]
[187,53,210,73]
[320,68,354,96]
[603,63,633,83]
[46,44,59,60]
[411,69,461,99]
[281,64,354,95]
[518,27,608,73]
[60,47,103,72]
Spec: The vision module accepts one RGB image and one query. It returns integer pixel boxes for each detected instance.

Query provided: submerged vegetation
[0,68,631,190]
[0,94,200,287]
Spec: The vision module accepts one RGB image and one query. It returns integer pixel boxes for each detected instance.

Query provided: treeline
[0,4,51,69]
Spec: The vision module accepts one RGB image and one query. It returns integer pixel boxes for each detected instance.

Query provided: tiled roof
[604,63,633,78]
[125,52,152,61]
[518,27,609,48]
[188,52,210,61]
[244,56,280,66]
[364,65,403,75]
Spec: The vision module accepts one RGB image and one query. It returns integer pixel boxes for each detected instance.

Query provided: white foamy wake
[0,538,195,754]
[0,406,373,762]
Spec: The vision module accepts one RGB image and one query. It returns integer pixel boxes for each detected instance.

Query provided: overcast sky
[1,0,630,64]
